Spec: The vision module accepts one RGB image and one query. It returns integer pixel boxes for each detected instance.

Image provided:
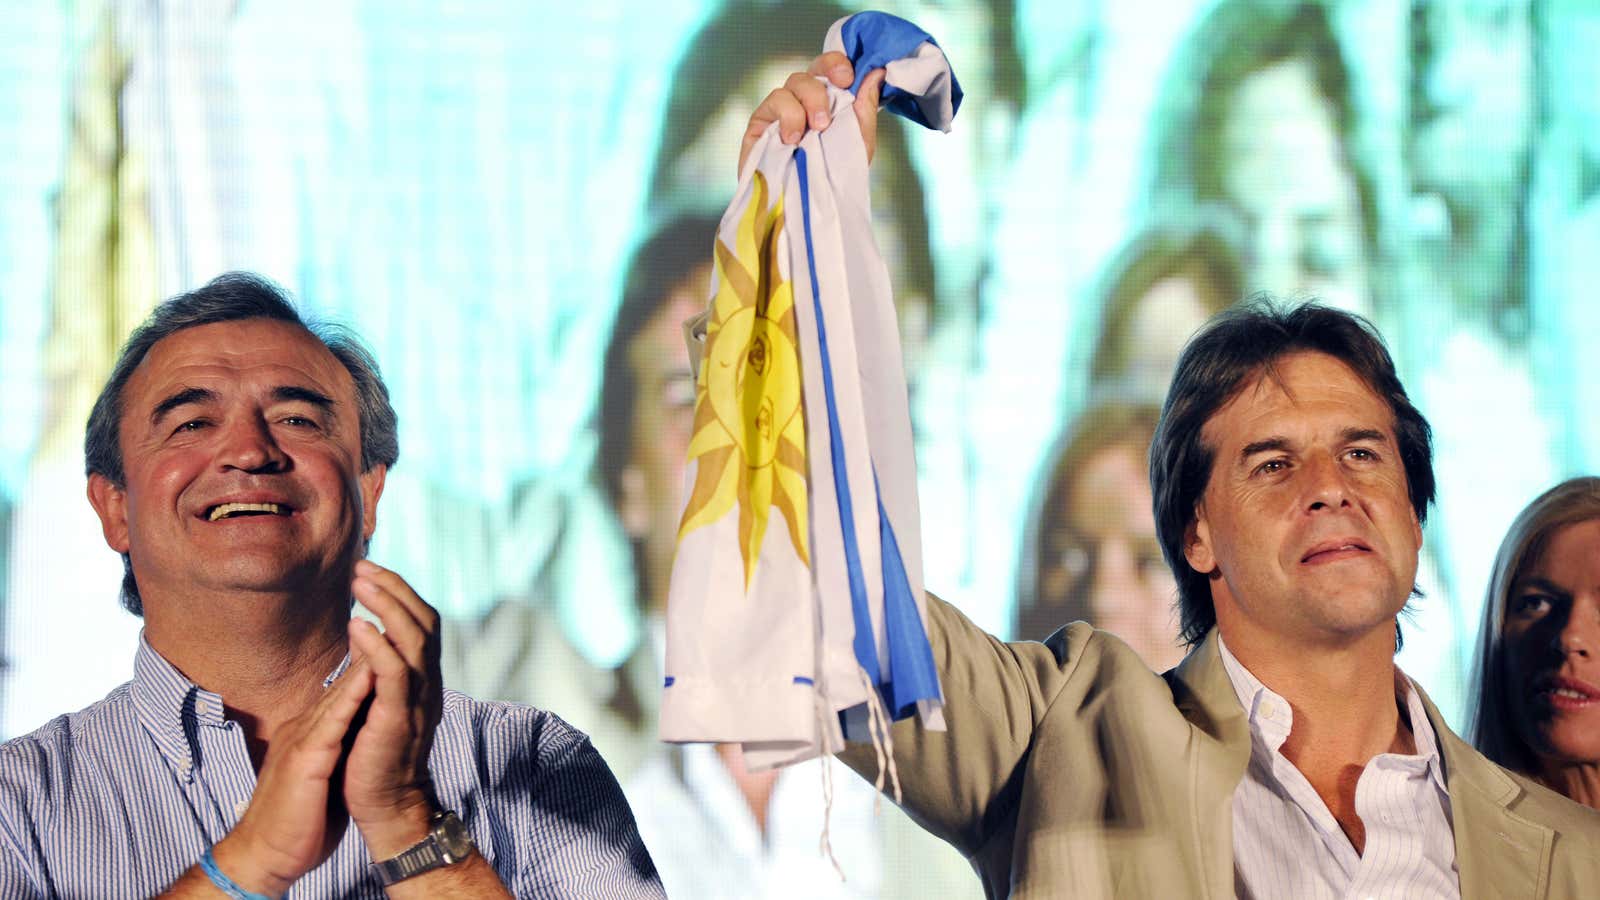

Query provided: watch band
[372,811,475,886]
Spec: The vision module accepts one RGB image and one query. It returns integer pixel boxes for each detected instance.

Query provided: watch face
[435,812,475,860]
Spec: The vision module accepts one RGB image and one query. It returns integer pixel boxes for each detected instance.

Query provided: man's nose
[1302,452,1353,512]
[216,415,288,473]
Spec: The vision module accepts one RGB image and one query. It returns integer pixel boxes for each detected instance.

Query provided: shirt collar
[1216,634,1447,790]
[130,634,354,781]
[129,634,227,782]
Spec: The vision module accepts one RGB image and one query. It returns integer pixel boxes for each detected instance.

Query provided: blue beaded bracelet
[199,847,275,900]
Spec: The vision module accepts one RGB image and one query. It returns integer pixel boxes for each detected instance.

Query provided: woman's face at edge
[1502,518,1600,771]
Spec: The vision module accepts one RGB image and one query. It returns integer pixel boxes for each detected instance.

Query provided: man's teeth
[208,502,284,521]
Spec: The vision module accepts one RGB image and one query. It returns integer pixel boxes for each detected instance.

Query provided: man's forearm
[156,848,512,899]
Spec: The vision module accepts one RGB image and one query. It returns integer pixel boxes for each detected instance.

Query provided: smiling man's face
[88,318,385,609]
[1183,351,1421,649]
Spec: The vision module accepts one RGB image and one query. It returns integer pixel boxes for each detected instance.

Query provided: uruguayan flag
[661,12,959,769]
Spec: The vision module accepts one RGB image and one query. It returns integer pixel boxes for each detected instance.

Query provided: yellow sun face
[677,170,810,589]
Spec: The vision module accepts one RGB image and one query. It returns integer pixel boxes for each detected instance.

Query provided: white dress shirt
[1219,638,1461,899]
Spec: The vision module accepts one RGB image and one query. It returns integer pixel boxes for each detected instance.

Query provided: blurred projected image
[1016,404,1178,669]
[1153,0,1371,316]
[1085,214,1245,402]
[2,0,1599,896]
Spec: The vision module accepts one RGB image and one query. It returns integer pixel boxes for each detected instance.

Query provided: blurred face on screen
[1502,519,1600,773]
[621,265,712,612]
[1119,273,1220,395]
[1409,0,1531,313]
[1220,58,1368,316]
[1033,442,1181,671]
[1411,0,1531,198]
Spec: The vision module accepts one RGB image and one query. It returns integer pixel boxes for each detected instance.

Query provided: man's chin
[1287,586,1408,642]
[195,559,334,599]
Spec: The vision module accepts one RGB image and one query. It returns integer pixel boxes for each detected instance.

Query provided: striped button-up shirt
[1220,637,1460,899]
[0,636,665,898]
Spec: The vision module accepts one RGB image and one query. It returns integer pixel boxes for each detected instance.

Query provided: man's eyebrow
[1239,436,1290,460]
[1342,427,1390,445]
[271,386,336,409]
[150,387,218,424]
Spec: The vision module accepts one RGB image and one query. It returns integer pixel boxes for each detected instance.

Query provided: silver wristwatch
[372,810,475,885]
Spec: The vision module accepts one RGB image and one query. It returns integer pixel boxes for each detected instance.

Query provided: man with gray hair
[0,273,663,897]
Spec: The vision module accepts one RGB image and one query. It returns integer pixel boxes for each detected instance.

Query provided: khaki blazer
[842,595,1600,898]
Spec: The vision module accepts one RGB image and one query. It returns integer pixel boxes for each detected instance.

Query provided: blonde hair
[1469,476,1600,773]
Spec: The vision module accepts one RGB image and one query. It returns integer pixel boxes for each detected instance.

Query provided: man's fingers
[742,88,802,173]
[783,71,832,132]
[352,561,439,674]
[303,660,374,754]
[737,53,869,176]
[806,50,854,88]
[354,560,438,632]
[348,619,428,732]
[854,68,886,164]
[349,619,411,685]
[353,580,428,672]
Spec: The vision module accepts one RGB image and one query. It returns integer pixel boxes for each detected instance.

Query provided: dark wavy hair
[1149,298,1434,647]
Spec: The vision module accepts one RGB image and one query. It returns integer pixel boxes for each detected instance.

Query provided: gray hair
[84,272,399,615]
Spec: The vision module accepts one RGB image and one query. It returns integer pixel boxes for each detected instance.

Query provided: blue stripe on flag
[793,676,815,686]
[874,472,943,718]
[837,12,964,130]
[793,147,884,693]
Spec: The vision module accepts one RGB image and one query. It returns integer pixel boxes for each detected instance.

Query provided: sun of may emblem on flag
[677,171,810,589]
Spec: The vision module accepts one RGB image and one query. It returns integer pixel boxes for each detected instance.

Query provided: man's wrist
[354,796,436,861]
[207,836,292,899]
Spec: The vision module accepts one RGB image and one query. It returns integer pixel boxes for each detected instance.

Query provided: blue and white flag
[661,12,959,770]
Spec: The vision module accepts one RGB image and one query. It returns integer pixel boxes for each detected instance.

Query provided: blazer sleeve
[838,593,1096,860]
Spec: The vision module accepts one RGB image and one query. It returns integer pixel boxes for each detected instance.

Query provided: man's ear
[86,474,130,553]
[618,465,649,540]
[1183,504,1217,576]
[359,464,387,542]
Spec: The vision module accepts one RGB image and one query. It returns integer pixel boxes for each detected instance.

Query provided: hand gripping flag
[661,12,960,773]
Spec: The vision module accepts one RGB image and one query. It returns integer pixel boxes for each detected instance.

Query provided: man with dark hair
[745,59,1600,897]
[0,273,662,897]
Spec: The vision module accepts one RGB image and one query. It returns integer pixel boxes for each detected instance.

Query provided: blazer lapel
[1169,631,1252,898]
[1420,689,1554,900]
